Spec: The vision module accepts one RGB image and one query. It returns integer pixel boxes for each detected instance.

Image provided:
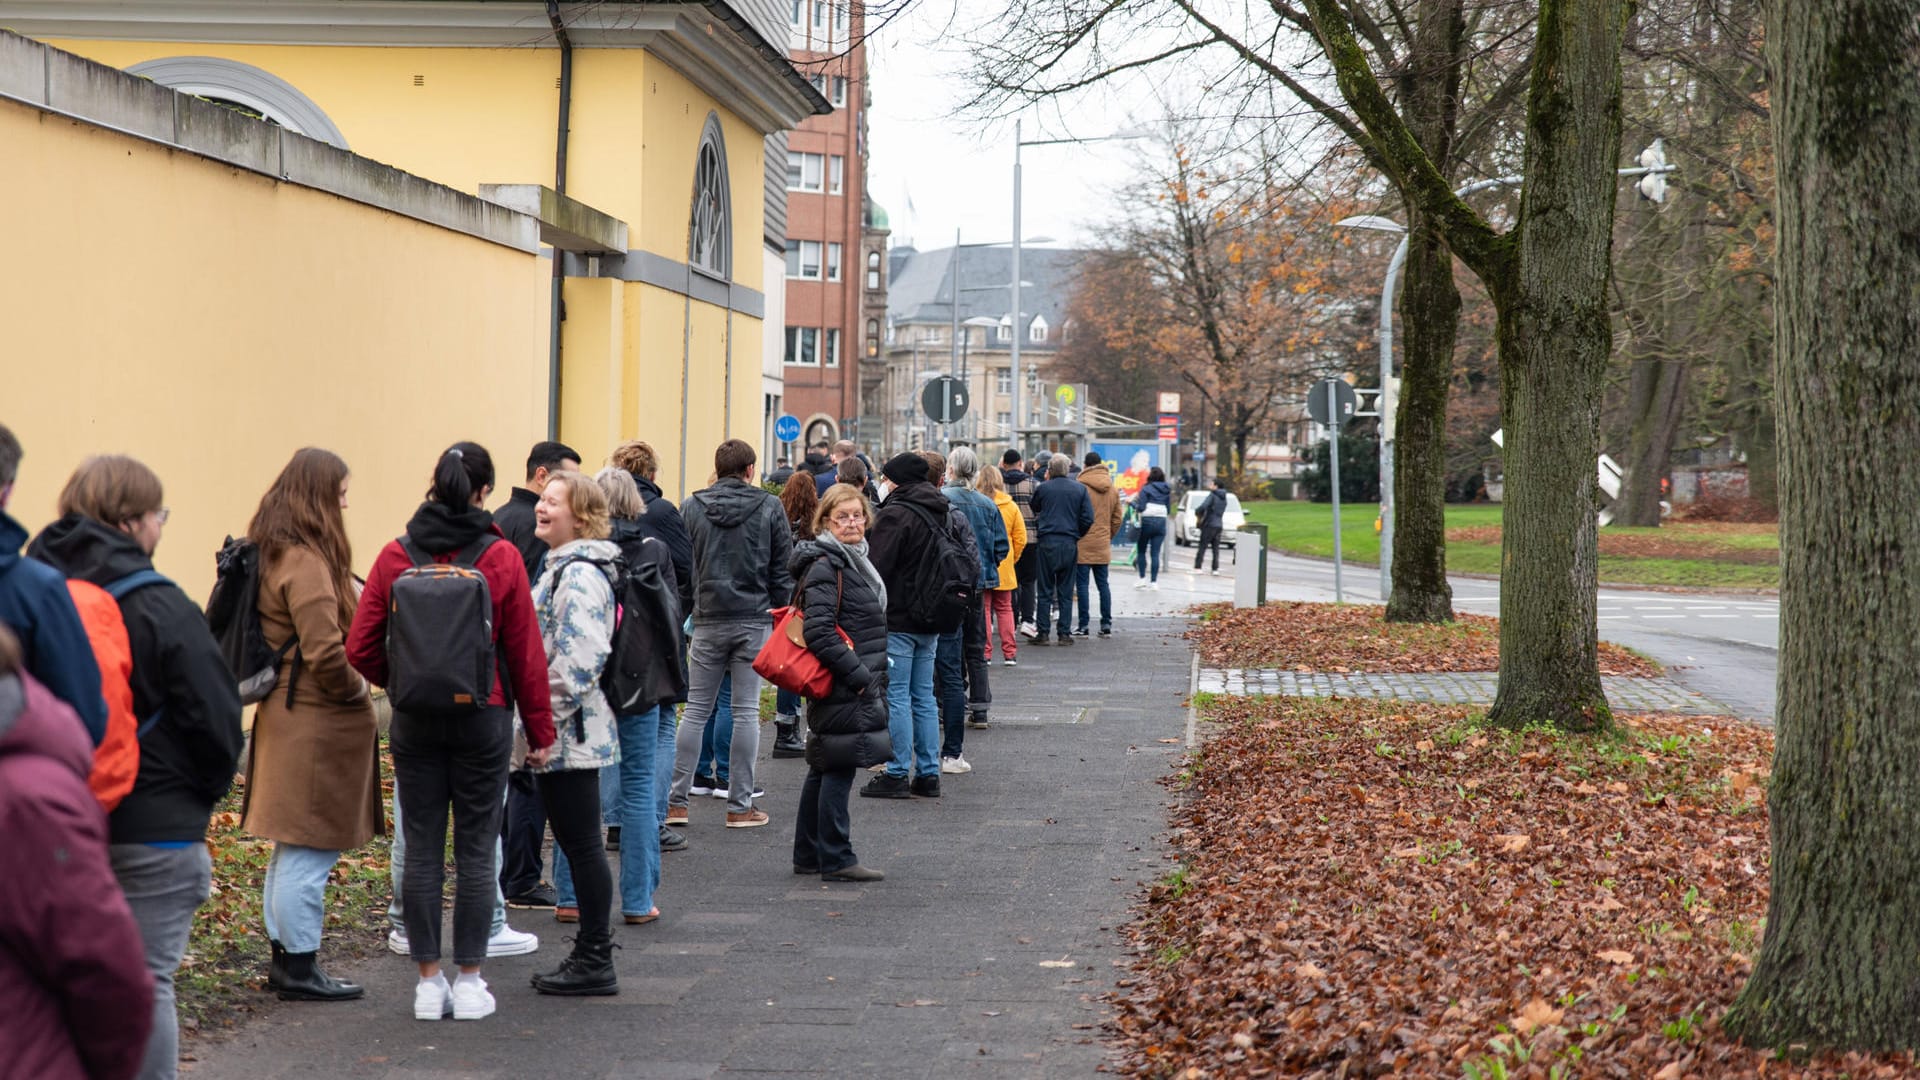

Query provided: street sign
[1157,391,1182,414]
[1157,413,1180,441]
[1054,384,1077,407]
[1306,379,1358,426]
[773,413,801,443]
[921,375,970,423]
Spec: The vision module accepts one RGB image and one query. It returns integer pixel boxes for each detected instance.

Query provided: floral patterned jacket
[528,538,621,772]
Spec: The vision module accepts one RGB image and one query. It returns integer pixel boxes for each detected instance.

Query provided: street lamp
[1334,145,1676,603]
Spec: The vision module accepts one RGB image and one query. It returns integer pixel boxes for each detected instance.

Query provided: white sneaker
[940,755,972,775]
[1133,578,1148,589]
[450,974,495,1021]
[1148,581,1161,591]
[388,928,410,955]
[1002,658,1017,667]
[487,925,539,957]
[414,974,452,1020]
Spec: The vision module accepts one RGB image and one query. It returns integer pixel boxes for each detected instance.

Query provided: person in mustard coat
[239,448,382,1003]
[974,466,1027,666]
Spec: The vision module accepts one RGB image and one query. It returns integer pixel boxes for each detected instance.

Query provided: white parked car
[1173,491,1244,546]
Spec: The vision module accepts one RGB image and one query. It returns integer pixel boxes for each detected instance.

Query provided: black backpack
[556,541,689,715]
[898,502,976,633]
[205,537,298,706]
[386,536,497,714]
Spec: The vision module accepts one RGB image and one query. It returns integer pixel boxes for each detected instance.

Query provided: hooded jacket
[1030,474,1095,544]
[0,671,155,1080]
[681,477,794,623]
[0,510,106,744]
[345,501,555,749]
[28,516,243,844]
[631,474,694,619]
[530,538,622,769]
[867,480,956,634]
[789,539,891,770]
[944,481,1009,590]
[1197,487,1230,529]
[1076,464,1126,565]
[987,490,1027,590]
[608,517,688,708]
[1132,479,1174,519]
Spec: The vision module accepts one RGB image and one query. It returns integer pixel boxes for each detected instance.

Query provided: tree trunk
[1616,349,1689,526]
[1389,211,1461,622]
[1723,0,1920,1052]
[1484,0,1631,734]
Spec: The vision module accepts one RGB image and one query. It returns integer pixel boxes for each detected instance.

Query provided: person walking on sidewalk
[667,440,792,829]
[1130,467,1172,589]
[789,485,892,882]
[939,448,1005,771]
[862,452,952,799]
[1073,452,1124,638]
[1025,454,1093,647]
[238,449,381,1003]
[1193,477,1229,575]
[973,465,1025,666]
[771,471,819,759]
[998,450,1039,635]
[347,442,555,1023]
[526,471,622,996]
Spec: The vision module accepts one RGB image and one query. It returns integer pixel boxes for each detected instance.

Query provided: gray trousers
[670,619,771,814]
[111,842,213,1080]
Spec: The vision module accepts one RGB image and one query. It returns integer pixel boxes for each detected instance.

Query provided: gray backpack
[386,536,497,713]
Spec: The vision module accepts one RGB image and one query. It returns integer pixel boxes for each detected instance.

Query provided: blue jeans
[1134,519,1166,581]
[1075,562,1112,632]
[112,842,211,1080]
[554,704,675,915]
[774,685,801,721]
[262,842,340,953]
[695,674,733,782]
[885,631,939,779]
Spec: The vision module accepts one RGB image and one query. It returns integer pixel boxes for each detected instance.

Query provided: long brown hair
[781,470,819,540]
[247,448,356,629]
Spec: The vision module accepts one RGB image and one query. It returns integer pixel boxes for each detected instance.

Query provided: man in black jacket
[1194,478,1230,574]
[491,441,580,580]
[1026,453,1094,646]
[861,452,955,799]
[666,440,793,828]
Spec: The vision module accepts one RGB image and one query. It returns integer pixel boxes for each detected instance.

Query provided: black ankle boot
[532,931,619,996]
[267,940,288,993]
[771,720,805,758]
[276,950,364,1001]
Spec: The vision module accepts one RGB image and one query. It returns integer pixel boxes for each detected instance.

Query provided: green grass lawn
[1240,501,1779,590]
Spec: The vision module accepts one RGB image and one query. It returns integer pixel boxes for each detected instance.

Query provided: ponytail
[429,441,495,509]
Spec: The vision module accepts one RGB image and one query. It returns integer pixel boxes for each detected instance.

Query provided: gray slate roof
[885,244,1091,338]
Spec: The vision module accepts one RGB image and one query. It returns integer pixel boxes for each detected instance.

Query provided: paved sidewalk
[1195,667,1727,714]
[185,617,1194,1079]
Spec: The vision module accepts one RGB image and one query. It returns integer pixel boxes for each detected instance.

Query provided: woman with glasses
[788,485,892,882]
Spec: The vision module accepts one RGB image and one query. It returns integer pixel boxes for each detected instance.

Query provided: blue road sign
[774,414,801,442]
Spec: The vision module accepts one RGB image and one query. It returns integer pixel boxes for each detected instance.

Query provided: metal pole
[1328,381,1344,604]
[1379,235,1407,603]
[950,227,961,383]
[1010,119,1024,458]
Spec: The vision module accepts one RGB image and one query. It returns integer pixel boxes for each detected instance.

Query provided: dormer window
[1029,315,1049,342]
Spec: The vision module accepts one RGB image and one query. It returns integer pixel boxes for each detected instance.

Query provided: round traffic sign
[1306,379,1358,427]
[773,413,801,442]
[921,376,970,423]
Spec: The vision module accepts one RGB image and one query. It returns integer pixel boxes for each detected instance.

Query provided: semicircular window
[689,116,732,280]
[126,56,348,149]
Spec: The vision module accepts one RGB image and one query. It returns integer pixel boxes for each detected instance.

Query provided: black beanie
[882,452,930,486]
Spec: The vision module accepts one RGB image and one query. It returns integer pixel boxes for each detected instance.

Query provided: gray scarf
[816,531,886,612]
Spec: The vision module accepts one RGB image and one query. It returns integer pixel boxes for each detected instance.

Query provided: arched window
[866,250,882,290]
[126,56,349,148]
[866,317,880,357]
[689,114,732,279]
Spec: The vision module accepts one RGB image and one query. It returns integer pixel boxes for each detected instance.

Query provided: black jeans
[793,766,856,873]
[1012,545,1038,624]
[499,768,547,896]
[391,706,513,966]
[1034,537,1077,638]
[937,600,991,759]
[536,768,611,942]
[1195,524,1224,571]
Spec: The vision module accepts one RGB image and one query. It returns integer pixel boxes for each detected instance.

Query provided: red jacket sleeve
[346,542,401,689]
[486,545,554,749]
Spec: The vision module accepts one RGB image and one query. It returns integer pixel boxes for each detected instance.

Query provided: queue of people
[0,413,1146,1071]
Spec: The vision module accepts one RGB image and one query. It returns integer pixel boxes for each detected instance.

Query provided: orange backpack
[65,575,164,811]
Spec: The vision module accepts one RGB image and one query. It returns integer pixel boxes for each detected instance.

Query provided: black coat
[791,541,891,771]
[866,481,951,634]
[632,474,694,618]
[608,518,688,710]
[492,487,548,579]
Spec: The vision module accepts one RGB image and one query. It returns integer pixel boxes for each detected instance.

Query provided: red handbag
[753,571,853,699]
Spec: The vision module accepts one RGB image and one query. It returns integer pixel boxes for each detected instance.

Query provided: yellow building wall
[0,100,548,601]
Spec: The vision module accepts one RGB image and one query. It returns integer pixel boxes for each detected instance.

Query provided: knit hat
[882,452,930,486]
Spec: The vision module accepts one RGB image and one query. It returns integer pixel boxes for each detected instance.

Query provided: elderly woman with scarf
[789,484,892,882]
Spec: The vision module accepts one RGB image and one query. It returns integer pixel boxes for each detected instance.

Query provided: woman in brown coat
[240,448,381,1002]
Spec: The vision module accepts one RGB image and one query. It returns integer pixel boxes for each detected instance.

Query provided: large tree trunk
[1389,212,1461,622]
[1616,353,1687,526]
[1483,0,1631,733]
[1722,0,1920,1052]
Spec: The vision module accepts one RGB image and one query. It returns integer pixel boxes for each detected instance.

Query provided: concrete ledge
[478,184,628,253]
[0,29,537,254]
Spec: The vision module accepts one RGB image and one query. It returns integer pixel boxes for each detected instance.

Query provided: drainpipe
[546,1,574,439]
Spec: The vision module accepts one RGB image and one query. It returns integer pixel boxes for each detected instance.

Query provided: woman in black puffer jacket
[790,484,892,882]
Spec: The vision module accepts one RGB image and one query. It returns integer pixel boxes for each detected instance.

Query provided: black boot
[771,719,805,758]
[531,931,619,996]
[267,940,288,993]
[276,950,364,1001]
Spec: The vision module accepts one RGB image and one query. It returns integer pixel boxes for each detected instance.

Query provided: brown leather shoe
[725,809,770,829]
[665,805,688,826]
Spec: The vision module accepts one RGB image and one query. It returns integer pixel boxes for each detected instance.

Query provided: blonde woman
[974,466,1027,667]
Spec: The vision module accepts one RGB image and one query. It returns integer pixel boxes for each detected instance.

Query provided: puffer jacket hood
[687,477,771,528]
[1079,464,1114,494]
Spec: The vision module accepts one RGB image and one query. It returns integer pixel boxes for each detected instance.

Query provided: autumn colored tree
[1051,250,1172,423]
[1721,0,1920,1052]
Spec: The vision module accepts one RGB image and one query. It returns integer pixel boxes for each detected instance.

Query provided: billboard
[1089,440,1161,501]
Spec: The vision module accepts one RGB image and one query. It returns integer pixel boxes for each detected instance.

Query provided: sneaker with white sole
[1001,658,1017,667]
[414,974,453,1020]
[940,755,972,775]
[688,773,717,797]
[487,925,539,957]
[388,928,410,956]
[450,975,495,1020]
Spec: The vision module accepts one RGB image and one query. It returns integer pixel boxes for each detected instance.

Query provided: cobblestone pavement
[1195,667,1728,714]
